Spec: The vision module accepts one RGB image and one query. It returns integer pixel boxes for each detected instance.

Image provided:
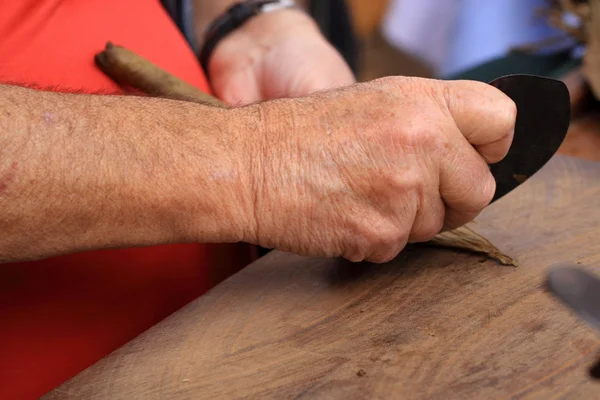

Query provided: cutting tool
[487,74,571,203]
[546,264,600,333]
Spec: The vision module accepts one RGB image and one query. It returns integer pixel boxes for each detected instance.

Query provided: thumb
[442,80,517,164]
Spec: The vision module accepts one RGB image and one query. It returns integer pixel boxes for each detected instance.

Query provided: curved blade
[488,74,571,203]
[546,265,600,333]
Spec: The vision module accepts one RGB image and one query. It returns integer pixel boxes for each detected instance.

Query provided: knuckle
[440,82,457,111]
[341,225,375,263]
[480,143,508,164]
[471,170,496,210]
[382,168,421,195]
[345,252,365,263]
[404,123,451,155]
[342,241,367,263]
[450,164,496,213]
[375,224,403,249]
[362,220,406,255]
[368,232,409,264]
[411,217,444,243]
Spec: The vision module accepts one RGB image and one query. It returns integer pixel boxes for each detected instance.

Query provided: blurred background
[336,0,577,81]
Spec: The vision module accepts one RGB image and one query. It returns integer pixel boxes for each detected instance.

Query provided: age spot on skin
[321,117,332,135]
[43,112,56,123]
[210,168,239,181]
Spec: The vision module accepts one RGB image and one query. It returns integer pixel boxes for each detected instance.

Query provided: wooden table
[45,153,600,399]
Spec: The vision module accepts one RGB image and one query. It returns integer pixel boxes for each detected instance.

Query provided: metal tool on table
[546,264,600,378]
[547,265,600,333]
[95,44,572,204]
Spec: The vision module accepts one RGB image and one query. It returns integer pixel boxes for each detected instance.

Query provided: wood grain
[45,155,600,399]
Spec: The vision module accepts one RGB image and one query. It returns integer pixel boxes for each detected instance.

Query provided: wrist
[175,106,261,244]
[230,99,306,248]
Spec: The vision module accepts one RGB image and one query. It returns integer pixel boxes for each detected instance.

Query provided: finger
[211,67,263,106]
[441,80,517,164]
[439,128,496,230]
[363,197,418,264]
[408,185,446,243]
[363,226,410,264]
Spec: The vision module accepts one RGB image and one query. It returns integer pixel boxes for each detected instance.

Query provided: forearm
[0,85,256,263]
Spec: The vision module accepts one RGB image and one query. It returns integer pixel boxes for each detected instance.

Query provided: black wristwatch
[199,0,297,77]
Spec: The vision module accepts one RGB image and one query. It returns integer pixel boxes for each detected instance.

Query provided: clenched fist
[234,76,516,263]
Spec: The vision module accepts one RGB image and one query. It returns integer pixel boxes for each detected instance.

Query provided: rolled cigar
[95,42,227,108]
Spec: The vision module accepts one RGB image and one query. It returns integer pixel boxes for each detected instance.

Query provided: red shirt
[0,1,255,399]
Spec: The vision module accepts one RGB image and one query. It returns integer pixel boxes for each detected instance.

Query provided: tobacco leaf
[424,226,518,267]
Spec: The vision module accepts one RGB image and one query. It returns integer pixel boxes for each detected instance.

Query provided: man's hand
[235,77,516,263]
[206,9,355,104]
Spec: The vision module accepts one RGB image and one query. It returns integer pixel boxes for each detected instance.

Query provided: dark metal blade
[488,74,571,203]
[546,264,600,333]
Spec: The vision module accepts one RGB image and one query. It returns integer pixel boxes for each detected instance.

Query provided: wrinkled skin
[204,9,515,264]
[225,76,516,264]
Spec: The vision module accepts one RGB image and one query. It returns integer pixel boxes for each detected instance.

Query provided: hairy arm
[0,85,257,263]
